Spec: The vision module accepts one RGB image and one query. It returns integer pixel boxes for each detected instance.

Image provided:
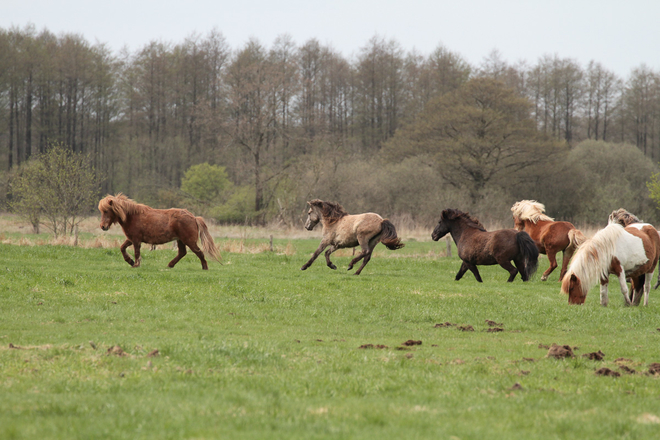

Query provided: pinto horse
[301,199,404,275]
[98,193,220,270]
[608,208,660,289]
[432,209,539,282]
[561,222,660,306]
[511,200,585,281]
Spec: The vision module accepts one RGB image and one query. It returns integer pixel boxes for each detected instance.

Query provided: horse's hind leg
[631,275,645,306]
[499,260,519,282]
[187,240,210,270]
[167,240,189,269]
[132,241,143,268]
[120,239,135,266]
[353,236,379,275]
[513,257,530,281]
[324,245,338,270]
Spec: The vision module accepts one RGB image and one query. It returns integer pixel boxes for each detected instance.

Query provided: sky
[3,0,659,79]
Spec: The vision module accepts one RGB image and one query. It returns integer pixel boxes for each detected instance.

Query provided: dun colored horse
[561,222,660,306]
[301,199,404,275]
[432,209,539,282]
[98,193,220,270]
[511,200,585,281]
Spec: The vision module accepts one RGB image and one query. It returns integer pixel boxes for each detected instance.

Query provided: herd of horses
[97,194,660,307]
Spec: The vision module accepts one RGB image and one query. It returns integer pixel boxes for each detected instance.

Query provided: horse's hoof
[329,264,337,270]
[300,266,307,271]
[540,275,548,281]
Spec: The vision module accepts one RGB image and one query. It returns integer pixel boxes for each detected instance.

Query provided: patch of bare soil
[546,344,575,359]
[457,325,474,332]
[618,365,636,374]
[615,357,633,363]
[8,343,22,349]
[485,320,503,327]
[509,383,524,390]
[107,345,127,356]
[648,363,660,375]
[582,350,605,361]
[358,344,388,349]
[402,340,422,346]
[434,322,455,328]
[595,367,620,377]
[147,349,159,357]
[522,357,535,362]
[487,327,504,332]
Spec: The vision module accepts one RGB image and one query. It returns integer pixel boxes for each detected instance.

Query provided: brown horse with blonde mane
[511,200,585,281]
[432,209,539,282]
[301,199,404,275]
[98,193,220,270]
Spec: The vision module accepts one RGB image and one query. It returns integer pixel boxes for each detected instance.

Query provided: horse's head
[513,216,525,231]
[304,201,322,231]
[432,210,456,241]
[562,273,586,305]
[98,195,124,231]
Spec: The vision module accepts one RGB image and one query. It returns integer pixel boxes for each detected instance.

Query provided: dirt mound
[546,344,574,359]
[582,350,605,361]
[402,340,422,346]
[107,345,127,356]
[595,367,620,377]
[457,325,474,332]
[487,327,504,332]
[434,322,455,328]
[618,365,636,374]
[485,320,503,327]
[358,344,388,349]
[648,363,660,375]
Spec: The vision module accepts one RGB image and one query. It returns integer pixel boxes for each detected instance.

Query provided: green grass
[1,240,660,439]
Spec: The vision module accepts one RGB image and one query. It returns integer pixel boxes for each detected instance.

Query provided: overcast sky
[3,0,658,79]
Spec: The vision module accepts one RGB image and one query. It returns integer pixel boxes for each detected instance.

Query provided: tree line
[1,24,659,228]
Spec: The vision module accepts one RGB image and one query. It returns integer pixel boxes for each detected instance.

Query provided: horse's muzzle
[100,225,109,231]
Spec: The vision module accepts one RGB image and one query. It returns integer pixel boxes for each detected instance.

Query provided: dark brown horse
[432,209,539,282]
[301,199,404,275]
[511,200,585,281]
[98,193,220,269]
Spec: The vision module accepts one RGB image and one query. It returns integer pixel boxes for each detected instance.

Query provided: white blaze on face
[616,230,649,272]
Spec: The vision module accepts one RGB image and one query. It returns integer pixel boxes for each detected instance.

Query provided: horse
[511,200,586,281]
[431,209,539,282]
[561,222,660,306]
[301,199,404,275]
[608,207,660,289]
[98,193,220,270]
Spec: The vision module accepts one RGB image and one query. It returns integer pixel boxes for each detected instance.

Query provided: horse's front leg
[454,261,470,281]
[324,245,338,270]
[301,241,329,270]
[120,239,135,266]
[132,241,143,268]
[616,271,632,306]
[599,277,610,307]
[542,249,558,281]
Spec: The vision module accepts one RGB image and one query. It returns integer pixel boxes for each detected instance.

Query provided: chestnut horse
[511,200,585,281]
[431,209,539,282]
[561,222,660,306]
[98,193,220,270]
[301,199,404,275]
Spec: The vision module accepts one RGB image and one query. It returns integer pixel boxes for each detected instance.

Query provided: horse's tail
[196,217,221,262]
[567,228,586,254]
[380,219,405,250]
[516,231,539,280]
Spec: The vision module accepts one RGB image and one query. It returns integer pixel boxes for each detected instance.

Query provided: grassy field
[1,233,660,439]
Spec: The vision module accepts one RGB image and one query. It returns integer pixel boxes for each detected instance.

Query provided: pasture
[1,232,660,439]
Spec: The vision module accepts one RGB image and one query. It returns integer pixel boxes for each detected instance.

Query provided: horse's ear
[441,209,456,220]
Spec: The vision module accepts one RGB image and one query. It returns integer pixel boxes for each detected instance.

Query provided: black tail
[380,219,405,250]
[516,231,539,281]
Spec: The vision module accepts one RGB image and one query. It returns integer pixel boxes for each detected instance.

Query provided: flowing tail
[196,217,221,262]
[380,219,405,250]
[516,231,539,280]
[567,228,586,255]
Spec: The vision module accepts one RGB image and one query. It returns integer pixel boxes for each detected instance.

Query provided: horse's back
[130,207,198,245]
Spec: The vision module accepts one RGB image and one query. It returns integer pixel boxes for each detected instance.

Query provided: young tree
[9,144,98,237]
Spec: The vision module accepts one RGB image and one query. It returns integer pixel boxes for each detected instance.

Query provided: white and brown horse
[561,222,660,306]
[511,200,585,281]
[301,199,404,275]
[99,193,220,269]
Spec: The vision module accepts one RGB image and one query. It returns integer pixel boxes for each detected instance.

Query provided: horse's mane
[608,208,641,227]
[310,199,349,225]
[98,193,149,222]
[511,200,554,223]
[442,209,486,232]
[561,223,624,297]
